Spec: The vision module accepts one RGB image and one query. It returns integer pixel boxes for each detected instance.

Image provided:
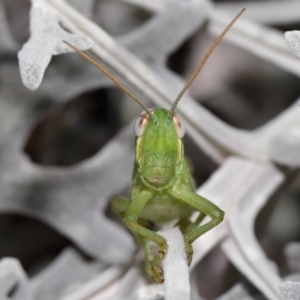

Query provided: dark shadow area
[0,214,71,276]
[24,88,122,166]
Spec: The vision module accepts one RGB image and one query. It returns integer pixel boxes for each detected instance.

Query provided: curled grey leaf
[222,158,283,300]
[31,248,103,300]
[0,125,136,265]
[0,258,32,300]
[60,266,124,300]
[269,129,300,167]
[123,0,166,13]
[285,31,300,59]
[285,242,300,272]
[18,0,93,90]
[111,264,147,300]
[216,2,300,25]
[66,0,94,18]
[284,273,300,284]
[279,281,300,300]
[216,283,255,300]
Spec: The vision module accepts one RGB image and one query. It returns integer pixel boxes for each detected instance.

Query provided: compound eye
[134,111,150,137]
[173,113,185,138]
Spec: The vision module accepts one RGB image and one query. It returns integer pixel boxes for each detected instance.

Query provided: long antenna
[169,8,245,118]
[64,41,153,119]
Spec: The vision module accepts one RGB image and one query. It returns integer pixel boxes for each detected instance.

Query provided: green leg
[123,190,168,283]
[176,217,192,232]
[136,235,156,280]
[168,186,224,265]
[111,196,130,218]
[185,212,206,236]
[134,220,159,280]
[112,198,157,279]
[182,213,206,264]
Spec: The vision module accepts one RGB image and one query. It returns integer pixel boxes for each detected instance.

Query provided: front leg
[111,196,130,218]
[168,183,224,264]
[123,189,168,283]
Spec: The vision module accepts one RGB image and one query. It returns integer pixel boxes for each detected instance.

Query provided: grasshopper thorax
[134,109,185,189]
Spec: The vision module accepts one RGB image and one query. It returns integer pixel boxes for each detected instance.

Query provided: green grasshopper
[65,8,244,283]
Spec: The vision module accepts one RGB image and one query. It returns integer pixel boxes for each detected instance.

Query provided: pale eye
[172,113,185,138]
[134,111,149,137]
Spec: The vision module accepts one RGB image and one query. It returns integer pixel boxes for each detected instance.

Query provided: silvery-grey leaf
[285,242,300,272]
[66,0,94,18]
[128,0,300,29]
[0,258,32,300]
[60,266,124,300]
[122,0,166,13]
[127,0,300,79]
[31,248,104,300]
[0,59,133,266]
[208,10,300,78]
[190,157,284,298]
[221,158,284,300]
[269,129,300,167]
[284,273,300,283]
[285,31,300,59]
[215,1,300,25]
[119,0,212,62]
[191,157,283,274]
[0,59,136,264]
[279,281,300,300]
[0,124,135,264]
[18,0,93,90]
[110,264,147,300]
[216,283,255,300]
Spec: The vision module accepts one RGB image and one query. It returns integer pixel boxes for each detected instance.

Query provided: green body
[133,109,195,222]
[112,109,224,283]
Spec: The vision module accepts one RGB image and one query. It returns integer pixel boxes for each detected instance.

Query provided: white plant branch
[160,228,190,300]
[0,258,32,300]
[123,0,166,13]
[215,1,300,25]
[191,157,284,299]
[279,281,300,300]
[285,31,300,59]
[60,266,124,300]
[207,10,300,78]
[222,159,284,300]
[18,0,93,90]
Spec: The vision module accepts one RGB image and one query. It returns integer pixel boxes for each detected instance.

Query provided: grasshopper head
[134,109,185,188]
